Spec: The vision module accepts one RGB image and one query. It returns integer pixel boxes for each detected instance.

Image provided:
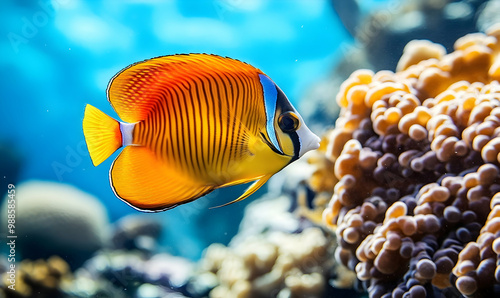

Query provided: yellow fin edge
[211,174,273,208]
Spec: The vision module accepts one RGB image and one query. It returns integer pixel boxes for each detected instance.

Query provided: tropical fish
[82,54,320,212]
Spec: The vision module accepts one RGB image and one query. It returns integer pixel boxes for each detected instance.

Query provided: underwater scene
[3,0,500,297]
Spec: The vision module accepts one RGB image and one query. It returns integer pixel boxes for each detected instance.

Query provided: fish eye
[278,111,300,132]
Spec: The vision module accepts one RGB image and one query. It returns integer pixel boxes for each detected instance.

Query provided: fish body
[83,54,320,211]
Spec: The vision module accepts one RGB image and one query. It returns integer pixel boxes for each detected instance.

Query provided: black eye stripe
[259,132,282,155]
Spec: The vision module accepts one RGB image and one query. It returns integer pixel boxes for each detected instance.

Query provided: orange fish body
[83,54,320,211]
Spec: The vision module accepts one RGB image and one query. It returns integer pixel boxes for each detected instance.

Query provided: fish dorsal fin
[107,54,263,123]
[211,174,272,208]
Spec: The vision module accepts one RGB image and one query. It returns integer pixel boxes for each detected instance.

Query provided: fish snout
[306,134,321,151]
[298,129,321,157]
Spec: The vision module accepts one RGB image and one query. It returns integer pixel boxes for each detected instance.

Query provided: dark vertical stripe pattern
[129,55,266,184]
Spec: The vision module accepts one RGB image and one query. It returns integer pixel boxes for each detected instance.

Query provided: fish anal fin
[110,146,213,212]
[211,174,272,209]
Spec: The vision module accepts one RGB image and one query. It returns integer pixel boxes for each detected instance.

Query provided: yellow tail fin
[83,104,122,166]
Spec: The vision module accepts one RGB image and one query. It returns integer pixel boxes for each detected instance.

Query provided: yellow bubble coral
[316,25,500,297]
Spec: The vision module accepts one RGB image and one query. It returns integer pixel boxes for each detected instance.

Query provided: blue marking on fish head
[259,74,283,154]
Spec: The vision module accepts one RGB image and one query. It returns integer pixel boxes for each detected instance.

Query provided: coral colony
[198,227,332,297]
[313,25,500,297]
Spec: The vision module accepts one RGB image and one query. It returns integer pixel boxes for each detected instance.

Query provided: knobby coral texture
[319,25,500,297]
[199,227,334,298]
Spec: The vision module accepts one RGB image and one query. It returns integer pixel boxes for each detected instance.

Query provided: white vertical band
[120,122,135,146]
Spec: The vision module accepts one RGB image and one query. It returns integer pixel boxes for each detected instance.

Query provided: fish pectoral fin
[211,174,273,209]
[111,146,213,212]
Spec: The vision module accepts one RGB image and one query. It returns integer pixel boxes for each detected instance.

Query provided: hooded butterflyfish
[83,54,320,212]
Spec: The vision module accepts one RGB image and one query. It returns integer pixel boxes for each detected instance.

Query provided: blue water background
[0,0,388,259]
